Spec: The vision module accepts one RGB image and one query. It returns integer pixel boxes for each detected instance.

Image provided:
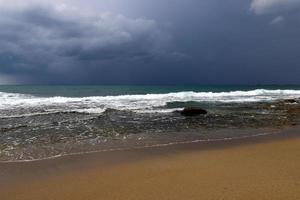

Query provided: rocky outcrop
[284,99,298,104]
[180,107,208,116]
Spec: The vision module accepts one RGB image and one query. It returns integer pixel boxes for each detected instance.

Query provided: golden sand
[1,135,300,200]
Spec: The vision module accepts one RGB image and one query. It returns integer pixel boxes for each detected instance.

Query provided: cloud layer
[0,1,172,83]
[251,0,300,14]
[0,0,299,85]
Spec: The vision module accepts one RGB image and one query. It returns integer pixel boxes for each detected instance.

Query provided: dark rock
[284,99,298,104]
[180,107,208,116]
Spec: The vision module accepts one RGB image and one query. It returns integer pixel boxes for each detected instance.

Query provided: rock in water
[284,99,298,104]
[180,107,208,116]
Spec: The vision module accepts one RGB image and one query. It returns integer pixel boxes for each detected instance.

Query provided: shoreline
[0,127,286,164]
[1,125,300,200]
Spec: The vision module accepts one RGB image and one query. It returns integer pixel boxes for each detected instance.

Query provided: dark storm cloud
[0,0,300,85]
[0,1,178,84]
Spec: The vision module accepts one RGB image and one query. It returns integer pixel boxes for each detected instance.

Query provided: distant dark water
[1,85,300,162]
[1,85,300,97]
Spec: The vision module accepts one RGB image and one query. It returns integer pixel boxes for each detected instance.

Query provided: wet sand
[1,127,300,200]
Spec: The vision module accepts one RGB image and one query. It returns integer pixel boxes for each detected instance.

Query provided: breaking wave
[0,89,300,118]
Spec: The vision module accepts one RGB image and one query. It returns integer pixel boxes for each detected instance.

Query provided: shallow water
[1,85,300,162]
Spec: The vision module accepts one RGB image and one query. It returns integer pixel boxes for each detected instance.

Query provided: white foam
[0,89,300,116]
[72,108,106,114]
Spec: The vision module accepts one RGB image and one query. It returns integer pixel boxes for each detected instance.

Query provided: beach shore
[1,127,300,200]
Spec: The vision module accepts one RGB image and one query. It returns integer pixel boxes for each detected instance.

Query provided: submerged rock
[180,107,208,116]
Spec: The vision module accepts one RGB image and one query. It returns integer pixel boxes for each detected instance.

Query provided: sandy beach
[1,127,300,200]
[1,0,300,199]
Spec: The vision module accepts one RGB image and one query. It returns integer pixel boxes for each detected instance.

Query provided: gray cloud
[0,1,174,83]
[251,0,300,14]
[270,15,285,24]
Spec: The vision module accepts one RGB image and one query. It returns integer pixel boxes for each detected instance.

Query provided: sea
[1,85,300,162]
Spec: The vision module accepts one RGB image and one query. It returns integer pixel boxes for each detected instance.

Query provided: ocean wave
[0,89,300,116]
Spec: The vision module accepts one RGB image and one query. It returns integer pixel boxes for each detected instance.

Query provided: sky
[0,0,300,85]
